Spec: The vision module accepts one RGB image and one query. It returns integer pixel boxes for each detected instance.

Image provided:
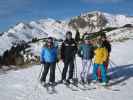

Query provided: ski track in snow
[0,40,133,100]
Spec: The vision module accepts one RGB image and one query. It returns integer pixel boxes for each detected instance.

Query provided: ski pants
[93,63,107,82]
[41,62,56,83]
[97,56,109,79]
[62,59,74,80]
[80,59,91,81]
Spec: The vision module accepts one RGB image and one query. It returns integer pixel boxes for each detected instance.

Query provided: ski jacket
[40,47,57,63]
[78,43,94,60]
[61,39,77,61]
[94,47,108,64]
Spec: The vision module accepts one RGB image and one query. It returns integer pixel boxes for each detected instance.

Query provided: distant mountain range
[0,11,133,55]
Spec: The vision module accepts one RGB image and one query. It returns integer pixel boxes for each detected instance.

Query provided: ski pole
[86,59,93,82]
[34,64,44,90]
[90,59,93,73]
[38,64,43,81]
[74,58,78,82]
[110,59,117,66]
[38,64,44,81]
[90,59,94,76]
[109,61,114,69]
[55,63,62,81]
[56,63,62,74]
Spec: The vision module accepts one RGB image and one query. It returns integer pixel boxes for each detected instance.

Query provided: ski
[78,82,97,91]
[41,83,57,94]
[47,86,57,94]
[93,83,120,92]
[43,83,50,92]
[64,81,96,91]
[63,81,80,91]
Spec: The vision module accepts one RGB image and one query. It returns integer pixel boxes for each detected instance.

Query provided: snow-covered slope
[103,13,133,27]
[0,40,133,100]
[106,27,133,42]
[1,11,133,55]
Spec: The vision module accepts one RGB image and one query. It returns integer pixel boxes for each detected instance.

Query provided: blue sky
[0,0,133,32]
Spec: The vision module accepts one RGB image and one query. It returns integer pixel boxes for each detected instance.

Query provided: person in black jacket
[61,31,77,83]
[101,35,111,70]
[102,37,111,53]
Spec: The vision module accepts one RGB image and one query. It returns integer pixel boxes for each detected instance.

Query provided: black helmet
[48,37,53,40]
[47,37,54,44]
[66,31,72,36]
[101,33,106,39]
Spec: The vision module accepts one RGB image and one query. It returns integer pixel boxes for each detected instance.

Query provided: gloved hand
[40,61,45,64]
[56,59,59,63]
[103,61,106,64]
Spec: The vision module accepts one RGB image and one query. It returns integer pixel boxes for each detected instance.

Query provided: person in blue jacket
[40,37,58,86]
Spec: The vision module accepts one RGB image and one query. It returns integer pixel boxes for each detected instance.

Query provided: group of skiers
[40,31,111,87]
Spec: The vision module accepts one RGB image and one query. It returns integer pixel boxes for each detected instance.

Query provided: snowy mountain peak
[15,22,25,29]
[81,11,103,16]
[69,11,133,33]
[1,11,133,55]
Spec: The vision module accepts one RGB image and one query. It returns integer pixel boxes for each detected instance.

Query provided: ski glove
[40,61,45,64]
[56,59,59,63]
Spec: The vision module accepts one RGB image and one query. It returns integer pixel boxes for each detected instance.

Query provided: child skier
[40,37,58,86]
[93,37,108,86]
[97,34,111,81]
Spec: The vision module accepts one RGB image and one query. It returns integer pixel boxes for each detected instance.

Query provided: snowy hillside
[1,11,133,55]
[0,40,133,100]
[0,19,68,55]
[103,12,133,27]
[106,27,133,42]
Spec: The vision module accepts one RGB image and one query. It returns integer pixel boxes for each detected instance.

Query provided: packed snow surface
[0,40,133,100]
